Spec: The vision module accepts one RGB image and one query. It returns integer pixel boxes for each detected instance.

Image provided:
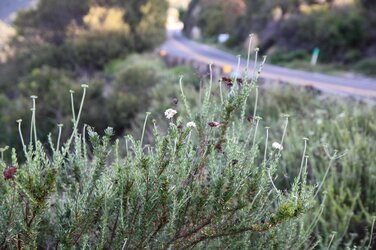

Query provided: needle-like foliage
[0,52,317,249]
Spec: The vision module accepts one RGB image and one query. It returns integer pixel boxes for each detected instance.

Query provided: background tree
[0,0,169,150]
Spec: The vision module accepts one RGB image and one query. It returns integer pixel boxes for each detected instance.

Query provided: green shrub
[246,84,376,248]
[16,66,109,144]
[0,55,203,153]
[68,32,132,70]
[0,62,316,248]
[198,8,226,37]
[278,6,366,62]
[354,58,376,76]
[269,49,310,65]
[107,54,170,132]
[168,65,201,90]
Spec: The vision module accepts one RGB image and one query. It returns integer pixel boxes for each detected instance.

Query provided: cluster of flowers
[164,108,196,128]
[164,108,284,151]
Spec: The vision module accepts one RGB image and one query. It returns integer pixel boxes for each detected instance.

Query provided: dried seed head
[215,143,223,153]
[3,166,17,180]
[246,114,253,123]
[236,78,243,86]
[171,97,178,106]
[221,77,233,87]
[208,122,222,128]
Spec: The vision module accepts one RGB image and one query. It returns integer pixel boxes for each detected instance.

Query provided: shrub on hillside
[354,58,376,76]
[107,55,177,132]
[109,57,203,141]
[246,84,376,247]
[66,5,133,70]
[16,66,108,144]
[269,49,310,65]
[276,6,366,62]
[0,55,202,154]
[0,0,169,94]
[0,60,317,248]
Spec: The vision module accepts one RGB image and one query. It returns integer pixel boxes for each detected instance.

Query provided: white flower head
[164,108,177,119]
[187,121,196,128]
[337,112,346,119]
[272,142,283,151]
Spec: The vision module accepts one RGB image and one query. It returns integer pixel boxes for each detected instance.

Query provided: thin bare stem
[327,232,337,249]
[141,112,151,147]
[268,167,279,193]
[29,108,33,146]
[219,78,224,104]
[367,216,376,250]
[253,48,259,79]
[246,34,254,72]
[67,85,88,150]
[235,55,241,80]
[56,124,63,151]
[17,119,26,155]
[252,117,261,148]
[298,138,309,182]
[264,127,270,164]
[280,115,289,146]
[70,90,76,124]
[31,96,38,146]
[179,76,192,119]
[314,151,337,199]
[206,63,213,103]
[253,86,259,118]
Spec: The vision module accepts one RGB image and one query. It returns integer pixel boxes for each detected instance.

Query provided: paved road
[2,3,376,99]
[0,0,33,23]
[162,29,376,99]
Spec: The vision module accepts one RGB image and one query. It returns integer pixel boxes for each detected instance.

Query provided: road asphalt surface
[2,2,376,99]
[162,29,376,99]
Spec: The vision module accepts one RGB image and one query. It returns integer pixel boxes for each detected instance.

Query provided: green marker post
[311,47,320,66]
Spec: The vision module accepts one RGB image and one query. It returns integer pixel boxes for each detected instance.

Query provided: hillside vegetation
[182,0,376,74]
[0,53,320,248]
[0,0,375,248]
[0,0,169,150]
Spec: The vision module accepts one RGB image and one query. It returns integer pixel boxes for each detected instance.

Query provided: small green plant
[247,84,376,248]
[0,45,319,249]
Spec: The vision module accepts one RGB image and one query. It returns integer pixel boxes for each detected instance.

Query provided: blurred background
[180,0,376,76]
[1,0,375,142]
[0,0,376,248]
